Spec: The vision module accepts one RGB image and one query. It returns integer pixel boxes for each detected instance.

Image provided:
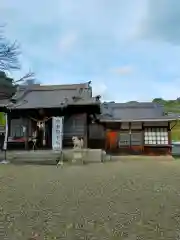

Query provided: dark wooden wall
[88,123,105,149]
[63,113,87,148]
[7,110,89,149]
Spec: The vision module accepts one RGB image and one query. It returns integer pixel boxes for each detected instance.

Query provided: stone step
[0,149,108,165]
[0,150,60,165]
[10,159,57,165]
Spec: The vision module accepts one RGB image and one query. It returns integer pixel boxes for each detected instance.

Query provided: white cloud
[59,32,78,54]
[2,0,180,104]
[110,66,133,75]
[107,76,180,103]
[0,0,61,26]
[92,81,108,99]
[138,0,180,45]
[59,0,147,43]
[154,78,180,100]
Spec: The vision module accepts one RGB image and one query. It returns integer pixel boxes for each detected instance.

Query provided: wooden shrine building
[1,82,100,150]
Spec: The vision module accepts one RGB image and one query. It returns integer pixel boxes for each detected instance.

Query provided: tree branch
[0,25,38,87]
[0,26,21,71]
[14,71,36,84]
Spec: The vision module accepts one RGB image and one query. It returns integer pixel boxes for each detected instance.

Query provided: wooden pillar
[3,112,9,151]
[168,121,171,154]
[168,121,171,144]
[86,114,89,148]
[7,112,11,138]
[142,122,145,154]
[103,123,106,150]
[129,122,132,153]
[24,118,29,150]
[84,113,88,148]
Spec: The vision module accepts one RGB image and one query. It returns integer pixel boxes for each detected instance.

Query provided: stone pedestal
[72,149,85,165]
[62,149,103,164]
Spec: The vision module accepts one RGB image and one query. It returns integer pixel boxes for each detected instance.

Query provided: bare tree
[0,25,37,86]
[14,71,36,85]
[0,26,21,71]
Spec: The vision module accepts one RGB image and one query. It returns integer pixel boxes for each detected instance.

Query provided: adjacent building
[89,102,178,155]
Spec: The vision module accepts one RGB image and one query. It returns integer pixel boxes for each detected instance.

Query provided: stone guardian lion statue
[72,136,84,149]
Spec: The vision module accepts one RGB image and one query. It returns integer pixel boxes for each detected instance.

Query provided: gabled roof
[7,82,100,109]
[100,102,179,122]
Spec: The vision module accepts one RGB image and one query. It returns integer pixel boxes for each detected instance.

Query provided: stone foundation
[63,149,103,164]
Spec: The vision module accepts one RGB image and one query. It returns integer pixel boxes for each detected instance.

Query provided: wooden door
[106,130,118,151]
[131,132,143,146]
[130,132,143,153]
[119,132,130,147]
[118,132,130,154]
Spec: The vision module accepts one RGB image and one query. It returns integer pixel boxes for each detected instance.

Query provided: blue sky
[1,0,180,102]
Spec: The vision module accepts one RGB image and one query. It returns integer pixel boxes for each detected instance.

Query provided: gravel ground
[1,160,180,239]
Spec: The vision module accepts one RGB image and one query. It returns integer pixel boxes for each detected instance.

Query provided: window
[144,128,168,145]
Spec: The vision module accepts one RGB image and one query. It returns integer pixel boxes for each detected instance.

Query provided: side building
[88,102,179,155]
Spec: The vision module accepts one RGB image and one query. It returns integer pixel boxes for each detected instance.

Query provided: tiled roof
[100,102,178,121]
[7,82,100,109]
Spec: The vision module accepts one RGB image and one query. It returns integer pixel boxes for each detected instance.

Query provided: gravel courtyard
[1,159,180,239]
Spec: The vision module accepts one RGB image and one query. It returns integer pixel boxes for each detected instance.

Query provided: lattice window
[144,128,168,145]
